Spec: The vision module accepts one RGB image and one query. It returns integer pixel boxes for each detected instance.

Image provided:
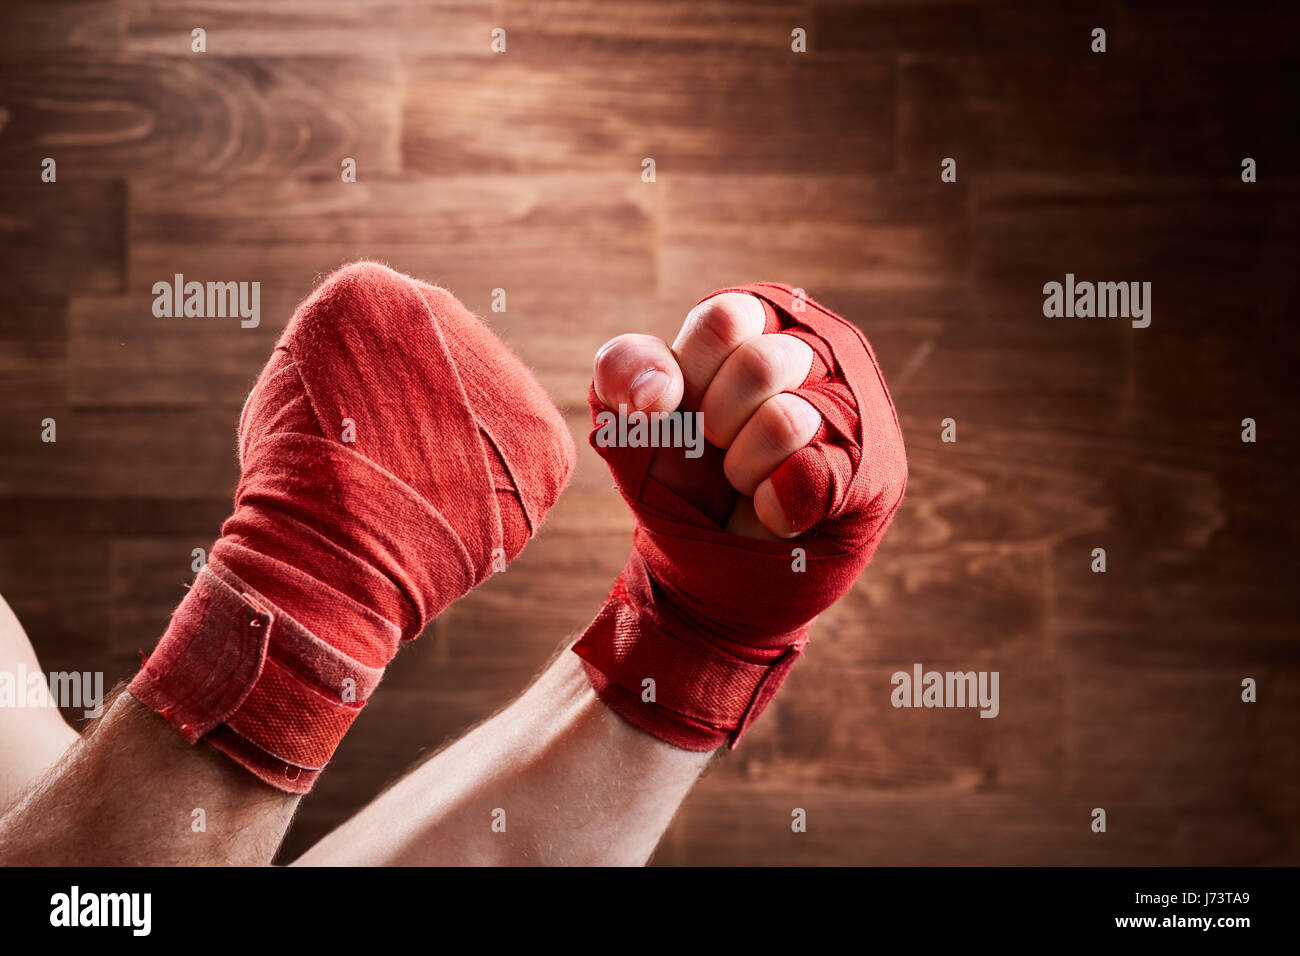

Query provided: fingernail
[629,369,669,410]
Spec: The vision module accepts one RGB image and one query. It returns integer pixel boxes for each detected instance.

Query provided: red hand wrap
[573,282,907,750]
[130,262,575,791]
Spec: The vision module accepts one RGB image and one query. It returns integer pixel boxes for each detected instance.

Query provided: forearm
[294,646,715,866]
[0,594,79,806]
[0,690,299,866]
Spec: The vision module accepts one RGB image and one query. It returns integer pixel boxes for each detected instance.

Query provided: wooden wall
[0,0,1296,864]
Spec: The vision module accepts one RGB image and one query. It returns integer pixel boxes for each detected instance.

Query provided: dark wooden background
[0,1,1296,865]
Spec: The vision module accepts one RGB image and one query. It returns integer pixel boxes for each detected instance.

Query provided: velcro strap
[572,589,807,748]
[128,565,270,743]
[130,558,384,777]
[224,657,363,770]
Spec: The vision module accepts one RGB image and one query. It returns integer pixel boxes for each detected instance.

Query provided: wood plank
[401,57,895,175]
[0,57,401,179]
[120,0,495,57]
[659,174,966,299]
[0,297,67,408]
[0,498,230,537]
[900,56,1299,178]
[0,181,124,294]
[1062,661,1285,810]
[0,407,239,499]
[813,0,1119,57]
[107,537,211,662]
[129,177,658,317]
[655,786,1282,865]
[0,537,113,681]
[500,0,807,55]
[67,293,285,408]
[0,3,120,56]
[1,0,1296,866]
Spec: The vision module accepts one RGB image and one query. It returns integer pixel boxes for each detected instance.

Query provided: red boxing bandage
[573,282,907,750]
[130,262,575,791]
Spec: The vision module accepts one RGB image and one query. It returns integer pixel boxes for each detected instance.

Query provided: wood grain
[0,0,1295,866]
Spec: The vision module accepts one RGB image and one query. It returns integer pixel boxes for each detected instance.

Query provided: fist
[594,292,825,540]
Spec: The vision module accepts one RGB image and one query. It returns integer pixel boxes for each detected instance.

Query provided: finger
[722,393,822,497]
[593,333,685,413]
[670,293,767,409]
[767,440,855,536]
[699,333,815,448]
[724,494,782,541]
[752,478,798,538]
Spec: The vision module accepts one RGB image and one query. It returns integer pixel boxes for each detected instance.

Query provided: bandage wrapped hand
[130,262,575,791]
[573,283,907,749]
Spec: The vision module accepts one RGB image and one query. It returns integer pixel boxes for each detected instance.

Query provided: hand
[576,282,906,749]
[593,292,821,539]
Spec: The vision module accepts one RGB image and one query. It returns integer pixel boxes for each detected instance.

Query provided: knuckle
[694,305,746,349]
[759,393,817,448]
[688,295,760,352]
[733,338,787,393]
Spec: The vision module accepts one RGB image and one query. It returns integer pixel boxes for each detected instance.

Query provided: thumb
[593,333,685,414]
